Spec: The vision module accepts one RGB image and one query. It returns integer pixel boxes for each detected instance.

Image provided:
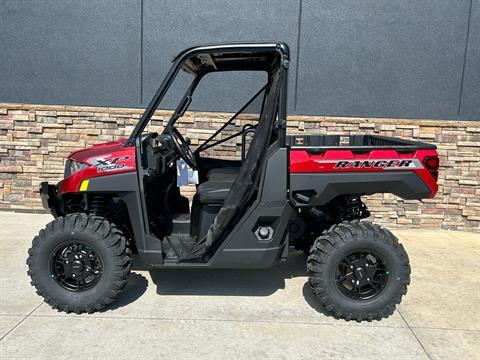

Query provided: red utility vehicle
[28,43,439,321]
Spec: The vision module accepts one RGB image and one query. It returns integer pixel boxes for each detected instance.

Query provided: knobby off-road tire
[307,220,410,322]
[27,213,132,314]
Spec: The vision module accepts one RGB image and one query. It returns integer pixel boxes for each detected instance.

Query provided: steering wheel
[166,126,197,169]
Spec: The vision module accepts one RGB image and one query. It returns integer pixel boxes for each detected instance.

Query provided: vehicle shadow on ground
[103,272,149,311]
[148,251,308,297]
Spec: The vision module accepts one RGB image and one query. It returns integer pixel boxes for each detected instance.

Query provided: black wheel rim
[335,249,389,300]
[49,242,103,292]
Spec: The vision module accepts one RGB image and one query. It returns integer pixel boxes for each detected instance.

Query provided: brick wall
[1,103,479,232]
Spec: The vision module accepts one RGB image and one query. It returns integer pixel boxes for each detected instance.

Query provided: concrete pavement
[0,212,478,359]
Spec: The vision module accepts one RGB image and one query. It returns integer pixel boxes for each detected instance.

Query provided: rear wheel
[27,213,131,313]
[307,220,410,321]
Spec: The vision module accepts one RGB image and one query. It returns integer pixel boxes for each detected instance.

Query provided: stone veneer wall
[0,103,479,232]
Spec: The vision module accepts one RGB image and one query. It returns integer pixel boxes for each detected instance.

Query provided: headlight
[64,159,88,178]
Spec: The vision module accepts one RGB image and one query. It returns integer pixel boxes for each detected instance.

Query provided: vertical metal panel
[459,0,480,120]
[0,0,141,107]
[296,0,471,119]
[142,0,299,111]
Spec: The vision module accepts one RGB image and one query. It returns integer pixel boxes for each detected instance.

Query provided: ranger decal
[332,159,423,169]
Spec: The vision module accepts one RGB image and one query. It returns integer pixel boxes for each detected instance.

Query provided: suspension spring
[343,195,370,220]
[90,196,108,217]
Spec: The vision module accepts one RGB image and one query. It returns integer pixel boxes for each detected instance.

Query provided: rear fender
[289,148,439,207]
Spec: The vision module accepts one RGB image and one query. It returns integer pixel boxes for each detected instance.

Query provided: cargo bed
[287,134,436,153]
[287,134,439,207]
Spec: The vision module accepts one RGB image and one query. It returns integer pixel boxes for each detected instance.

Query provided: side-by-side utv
[27,43,439,321]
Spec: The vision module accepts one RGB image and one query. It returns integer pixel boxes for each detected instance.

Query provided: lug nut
[72,274,76,277]
[367,277,370,281]
[350,265,354,269]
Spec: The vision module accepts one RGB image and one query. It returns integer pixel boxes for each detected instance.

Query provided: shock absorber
[343,195,370,220]
[90,195,108,217]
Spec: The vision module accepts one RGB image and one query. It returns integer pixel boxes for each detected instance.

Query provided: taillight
[423,156,439,180]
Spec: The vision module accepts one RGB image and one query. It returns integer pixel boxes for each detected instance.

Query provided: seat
[197,167,239,203]
[196,179,234,204]
[191,167,237,239]
[206,167,240,181]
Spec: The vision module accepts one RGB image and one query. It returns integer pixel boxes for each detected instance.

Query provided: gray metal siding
[459,0,480,119]
[297,0,470,119]
[0,0,478,120]
[142,0,299,111]
[0,0,142,107]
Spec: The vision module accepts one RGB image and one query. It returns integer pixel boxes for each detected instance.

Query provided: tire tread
[307,220,410,322]
[27,213,132,314]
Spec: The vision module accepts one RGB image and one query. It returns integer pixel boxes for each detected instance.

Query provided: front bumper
[39,181,64,217]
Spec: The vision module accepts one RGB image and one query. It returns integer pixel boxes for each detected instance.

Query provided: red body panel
[61,139,136,193]
[289,148,439,197]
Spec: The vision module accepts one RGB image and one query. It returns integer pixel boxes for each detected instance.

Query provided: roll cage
[127,43,290,147]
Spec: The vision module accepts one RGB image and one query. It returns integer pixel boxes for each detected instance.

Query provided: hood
[68,138,130,164]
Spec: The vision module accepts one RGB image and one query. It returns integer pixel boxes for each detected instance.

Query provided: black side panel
[290,172,431,207]
[208,145,292,269]
[211,202,293,268]
[87,172,139,193]
[260,147,288,204]
[86,172,153,266]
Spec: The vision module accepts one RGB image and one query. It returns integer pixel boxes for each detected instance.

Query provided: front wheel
[27,213,132,313]
[307,220,410,321]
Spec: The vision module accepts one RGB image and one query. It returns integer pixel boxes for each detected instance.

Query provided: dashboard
[141,132,178,177]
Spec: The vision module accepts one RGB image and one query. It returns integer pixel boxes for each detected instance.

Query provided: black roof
[172,42,290,74]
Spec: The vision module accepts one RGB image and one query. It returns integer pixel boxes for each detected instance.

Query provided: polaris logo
[333,159,422,169]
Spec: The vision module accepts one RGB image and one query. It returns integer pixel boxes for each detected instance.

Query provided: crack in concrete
[397,309,433,360]
[0,302,43,342]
